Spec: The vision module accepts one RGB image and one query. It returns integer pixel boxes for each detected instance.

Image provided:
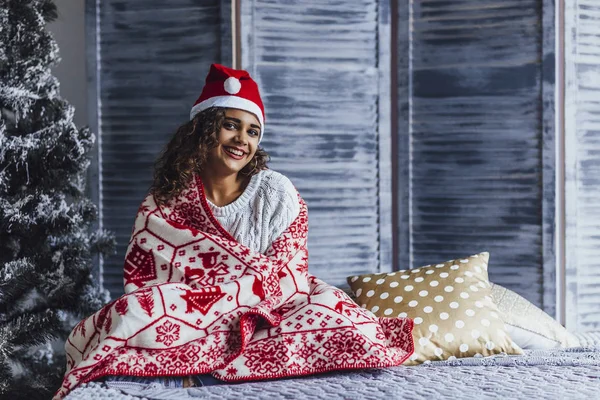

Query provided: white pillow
[490,283,579,349]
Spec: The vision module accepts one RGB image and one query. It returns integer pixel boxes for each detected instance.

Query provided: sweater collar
[206,170,264,216]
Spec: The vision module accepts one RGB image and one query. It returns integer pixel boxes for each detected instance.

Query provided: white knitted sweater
[207,169,300,254]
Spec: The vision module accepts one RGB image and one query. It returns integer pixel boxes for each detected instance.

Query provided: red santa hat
[190,64,265,143]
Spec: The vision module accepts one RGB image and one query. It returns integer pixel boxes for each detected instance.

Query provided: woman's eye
[249,130,259,137]
[224,122,236,130]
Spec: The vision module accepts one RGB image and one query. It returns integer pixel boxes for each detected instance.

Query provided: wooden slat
[565,0,600,331]
[85,0,102,282]
[541,0,557,321]
[88,0,231,298]
[398,0,552,309]
[240,0,392,286]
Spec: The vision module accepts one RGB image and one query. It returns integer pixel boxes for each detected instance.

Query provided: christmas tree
[0,0,113,397]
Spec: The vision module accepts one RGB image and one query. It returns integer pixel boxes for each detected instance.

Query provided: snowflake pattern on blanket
[54,175,414,399]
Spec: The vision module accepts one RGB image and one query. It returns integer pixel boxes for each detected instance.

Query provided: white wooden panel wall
[84,1,591,321]
[565,0,600,331]
[240,0,393,286]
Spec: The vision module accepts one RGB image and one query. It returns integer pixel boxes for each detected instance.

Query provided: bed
[63,332,600,400]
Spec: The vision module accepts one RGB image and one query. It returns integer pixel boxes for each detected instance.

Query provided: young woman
[56,63,413,399]
[106,65,300,388]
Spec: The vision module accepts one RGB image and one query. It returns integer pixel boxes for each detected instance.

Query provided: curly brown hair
[151,107,270,204]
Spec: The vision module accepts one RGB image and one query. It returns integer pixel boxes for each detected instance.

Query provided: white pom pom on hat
[224,77,242,94]
[190,64,265,143]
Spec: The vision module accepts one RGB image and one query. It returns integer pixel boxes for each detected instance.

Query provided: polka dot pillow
[347,252,523,364]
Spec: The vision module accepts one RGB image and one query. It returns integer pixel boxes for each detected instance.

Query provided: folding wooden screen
[87,0,600,330]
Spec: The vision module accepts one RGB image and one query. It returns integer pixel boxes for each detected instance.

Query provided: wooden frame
[542,0,558,321]
[85,0,103,285]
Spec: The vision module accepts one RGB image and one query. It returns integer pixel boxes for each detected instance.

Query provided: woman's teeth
[225,147,244,157]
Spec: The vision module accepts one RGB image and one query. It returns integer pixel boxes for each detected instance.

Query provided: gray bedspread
[64,333,600,400]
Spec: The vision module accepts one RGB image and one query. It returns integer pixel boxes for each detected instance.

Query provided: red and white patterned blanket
[55,175,414,399]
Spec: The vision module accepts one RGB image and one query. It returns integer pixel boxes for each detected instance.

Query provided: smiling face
[205,108,262,176]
